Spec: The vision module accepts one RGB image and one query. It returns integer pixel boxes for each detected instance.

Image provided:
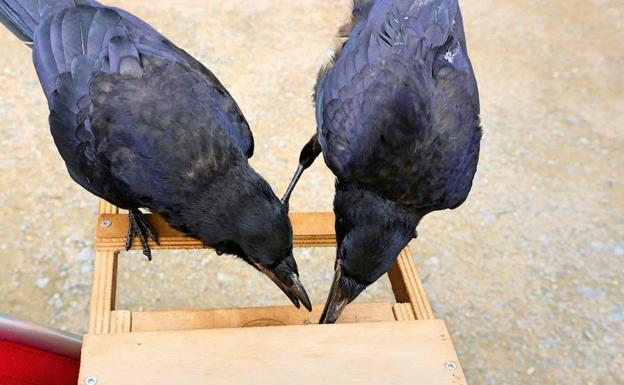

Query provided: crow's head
[320,181,419,323]
[181,162,311,311]
[232,173,311,311]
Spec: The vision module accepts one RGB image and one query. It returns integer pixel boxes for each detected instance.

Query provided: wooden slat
[129,302,395,332]
[95,212,336,251]
[98,200,119,214]
[393,303,416,321]
[387,246,434,320]
[110,310,132,333]
[88,251,119,334]
[79,320,467,385]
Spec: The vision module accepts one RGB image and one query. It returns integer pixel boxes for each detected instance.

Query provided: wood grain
[88,250,119,334]
[79,320,467,385]
[127,302,394,332]
[95,212,336,251]
[388,246,435,320]
[393,303,416,321]
[110,310,132,333]
[98,199,119,214]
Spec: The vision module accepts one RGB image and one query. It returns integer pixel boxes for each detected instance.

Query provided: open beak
[256,262,312,312]
[319,263,366,324]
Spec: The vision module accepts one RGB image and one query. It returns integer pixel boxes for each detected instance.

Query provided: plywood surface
[79,320,466,385]
[88,250,119,334]
[122,302,395,332]
[95,212,336,250]
[388,246,434,320]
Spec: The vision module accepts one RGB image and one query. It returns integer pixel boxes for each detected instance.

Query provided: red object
[0,339,79,385]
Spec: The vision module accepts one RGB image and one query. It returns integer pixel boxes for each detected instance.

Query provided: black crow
[0,0,311,310]
[282,0,481,322]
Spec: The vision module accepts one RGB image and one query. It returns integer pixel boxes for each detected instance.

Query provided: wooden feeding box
[77,200,468,385]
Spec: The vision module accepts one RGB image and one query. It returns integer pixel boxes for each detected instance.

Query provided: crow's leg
[281,134,322,211]
[126,209,160,261]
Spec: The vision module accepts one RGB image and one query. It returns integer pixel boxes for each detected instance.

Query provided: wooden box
[77,201,468,385]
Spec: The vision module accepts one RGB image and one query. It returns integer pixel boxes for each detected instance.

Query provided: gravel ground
[0,1,622,384]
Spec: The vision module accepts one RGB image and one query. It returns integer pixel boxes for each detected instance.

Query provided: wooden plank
[129,302,395,332]
[79,320,467,385]
[88,251,119,334]
[95,212,336,251]
[393,303,416,321]
[110,310,132,333]
[98,199,119,214]
[388,246,435,320]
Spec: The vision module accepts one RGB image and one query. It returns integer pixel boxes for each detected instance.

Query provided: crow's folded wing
[34,4,253,203]
[316,0,480,210]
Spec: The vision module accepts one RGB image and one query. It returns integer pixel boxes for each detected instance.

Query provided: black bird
[282,0,481,322]
[0,0,311,311]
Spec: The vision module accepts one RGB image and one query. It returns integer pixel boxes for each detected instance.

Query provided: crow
[282,0,481,322]
[0,0,311,311]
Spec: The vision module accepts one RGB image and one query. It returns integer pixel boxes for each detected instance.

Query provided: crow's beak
[319,263,366,324]
[256,256,312,312]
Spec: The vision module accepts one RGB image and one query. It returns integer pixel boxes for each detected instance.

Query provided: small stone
[482,213,496,223]
[568,116,581,126]
[35,277,49,289]
[52,294,64,309]
[217,272,232,284]
[527,367,536,375]
[577,286,602,299]
[608,311,623,322]
[582,329,594,340]
[590,240,606,251]
[77,247,93,261]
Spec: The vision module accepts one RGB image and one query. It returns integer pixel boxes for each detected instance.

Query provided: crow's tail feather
[0,0,41,43]
[0,0,100,45]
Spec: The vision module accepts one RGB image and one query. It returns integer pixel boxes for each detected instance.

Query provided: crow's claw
[126,209,160,260]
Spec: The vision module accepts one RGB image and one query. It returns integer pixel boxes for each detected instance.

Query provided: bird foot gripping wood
[126,209,160,260]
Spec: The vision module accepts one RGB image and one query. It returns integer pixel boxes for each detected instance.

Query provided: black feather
[0,1,289,282]
[315,0,481,293]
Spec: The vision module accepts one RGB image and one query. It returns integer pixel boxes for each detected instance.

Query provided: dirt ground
[0,0,622,384]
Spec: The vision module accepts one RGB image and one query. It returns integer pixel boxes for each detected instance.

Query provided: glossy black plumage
[0,0,311,310]
[283,0,481,322]
[317,0,480,213]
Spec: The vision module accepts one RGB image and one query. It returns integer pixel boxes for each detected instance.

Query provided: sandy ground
[0,0,622,384]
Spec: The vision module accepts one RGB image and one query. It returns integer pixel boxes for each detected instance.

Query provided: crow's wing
[316,0,480,211]
[86,60,247,208]
[36,5,134,196]
[34,4,253,205]
[111,6,254,158]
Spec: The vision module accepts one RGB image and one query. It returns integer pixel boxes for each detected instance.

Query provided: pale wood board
[95,212,336,251]
[110,310,132,333]
[393,303,417,321]
[88,250,119,334]
[79,320,467,385]
[126,302,395,332]
[98,199,119,214]
[388,246,434,320]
